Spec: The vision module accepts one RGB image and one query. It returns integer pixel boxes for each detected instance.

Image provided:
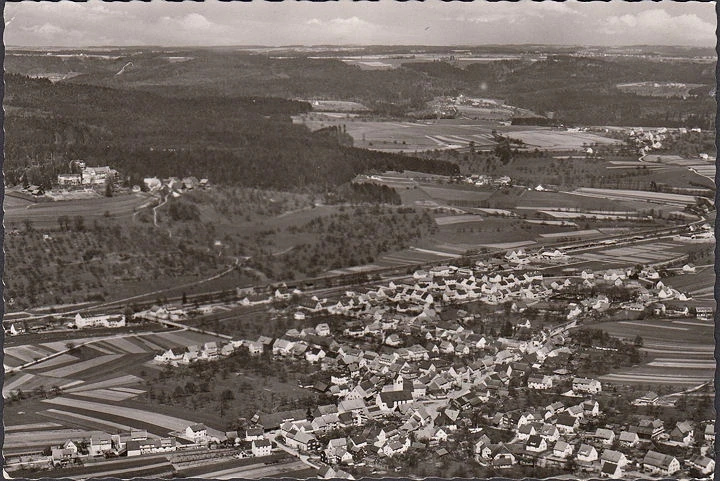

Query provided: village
[16,159,210,201]
[6,246,715,479]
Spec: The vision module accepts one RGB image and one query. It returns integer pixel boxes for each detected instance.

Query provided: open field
[295,115,621,153]
[435,214,485,225]
[571,187,700,207]
[644,154,716,183]
[577,241,684,264]
[295,116,499,152]
[596,318,714,386]
[503,128,621,150]
[616,81,705,97]
[3,329,227,398]
[41,397,225,438]
[304,99,369,111]
[5,191,154,230]
[197,459,311,479]
[419,185,494,202]
[662,266,715,303]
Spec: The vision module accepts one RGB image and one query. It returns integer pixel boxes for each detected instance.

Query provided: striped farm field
[420,185,494,202]
[133,336,166,351]
[4,428,96,451]
[3,373,36,395]
[4,354,25,368]
[5,422,62,432]
[98,337,148,354]
[596,318,714,386]
[5,345,56,363]
[26,353,79,371]
[42,408,135,432]
[64,374,143,393]
[435,214,485,225]
[86,343,119,355]
[571,187,699,206]
[42,397,226,438]
[42,354,124,378]
[72,388,141,402]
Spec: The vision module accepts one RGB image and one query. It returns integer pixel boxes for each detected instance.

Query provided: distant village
[20,160,210,199]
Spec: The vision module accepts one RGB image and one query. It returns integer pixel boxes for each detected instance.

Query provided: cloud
[159,13,215,32]
[602,9,715,44]
[301,16,380,43]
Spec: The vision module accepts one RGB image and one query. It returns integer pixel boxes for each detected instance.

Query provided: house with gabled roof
[601,449,628,468]
[517,423,538,441]
[642,450,679,476]
[688,455,715,475]
[670,420,694,445]
[595,428,615,446]
[553,440,573,459]
[577,444,598,463]
[600,461,622,478]
[618,431,639,447]
[525,435,547,453]
[528,375,553,390]
[572,377,602,394]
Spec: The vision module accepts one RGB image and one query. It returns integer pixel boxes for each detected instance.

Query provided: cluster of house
[4,313,126,337]
[245,365,714,478]
[629,127,668,152]
[142,176,209,193]
[215,260,713,477]
[461,174,512,187]
[16,429,180,470]
[675,223,715,243]
[153,341,240,366]
[57,162,117,187]
[17,422,280,473]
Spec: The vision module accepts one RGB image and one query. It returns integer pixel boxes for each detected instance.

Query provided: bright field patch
[42,397,225,438]
[64,374,144,393]
[435,214,485,225]
[26,353,79,371]
[420,186,494,203]
[5,192,153,230]
[72,388,141,402]
[502,128,620,149]
[41,354,124,378]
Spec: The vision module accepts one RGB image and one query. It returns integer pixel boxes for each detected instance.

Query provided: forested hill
[401,56,716,128]
[5,74,458,189]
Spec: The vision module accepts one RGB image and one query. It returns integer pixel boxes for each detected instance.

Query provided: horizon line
[5,43,714,50]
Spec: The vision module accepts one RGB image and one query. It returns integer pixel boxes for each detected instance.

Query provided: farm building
[572,377,602,394]
[642,451,680,476]
[57,173,82,186]
[82,166,116,185]
[73,313,126,329]
[126,437,177,457]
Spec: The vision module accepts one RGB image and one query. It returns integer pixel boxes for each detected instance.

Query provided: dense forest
[402,56,716,128]
[7,49,713,128]
[5,74,458,190]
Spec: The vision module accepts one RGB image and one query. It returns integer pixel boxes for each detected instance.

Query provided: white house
[572,377,602,394]
[185,424,208,444]
[577,444,598,463]
[88,433,113,456]
[643,451,680,476]
[252,439,273,457]
[74,313,125,329]
[528,376,553,390]
[553,440,573,459]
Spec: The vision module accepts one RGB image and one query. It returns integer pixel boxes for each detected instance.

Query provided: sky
[5,1,717,48]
